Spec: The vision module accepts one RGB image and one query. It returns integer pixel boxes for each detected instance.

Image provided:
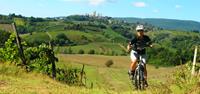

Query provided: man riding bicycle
[127,25,153,87]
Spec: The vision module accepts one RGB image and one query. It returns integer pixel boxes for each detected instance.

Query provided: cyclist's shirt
[130,35,152,55]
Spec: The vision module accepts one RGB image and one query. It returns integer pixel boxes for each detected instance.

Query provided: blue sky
[0,0,199,22]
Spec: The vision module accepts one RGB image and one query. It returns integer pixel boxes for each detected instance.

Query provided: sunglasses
[137,30,144,32]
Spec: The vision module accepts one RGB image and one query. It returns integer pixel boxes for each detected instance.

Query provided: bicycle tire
[139,69,145,90]
[134,68,140,89]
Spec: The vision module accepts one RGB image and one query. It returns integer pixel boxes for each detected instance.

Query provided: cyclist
[127,25,153,87]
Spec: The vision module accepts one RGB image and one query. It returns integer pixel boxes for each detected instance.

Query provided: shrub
[105,60,114,67]
[56,67,84,85]
[68,47,73,54]
[78,49,84,54]
[0,30,11,47]
[0,33,19,63]
[24,44,58,74]
[88,49,95,54]
[55,33,70,46]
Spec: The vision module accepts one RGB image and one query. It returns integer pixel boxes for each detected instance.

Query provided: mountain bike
[129,55,146,90]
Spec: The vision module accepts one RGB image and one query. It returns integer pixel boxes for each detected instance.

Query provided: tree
[78,49,84,54]
[55,33,70,46]
[88,49,95,54]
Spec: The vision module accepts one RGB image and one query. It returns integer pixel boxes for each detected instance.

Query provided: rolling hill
[115,17,200,31]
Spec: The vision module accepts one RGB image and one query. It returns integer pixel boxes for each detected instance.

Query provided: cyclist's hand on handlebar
[149,44,153,48]
[127,42,132,52]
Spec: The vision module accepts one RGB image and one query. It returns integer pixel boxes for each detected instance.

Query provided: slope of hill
[115,17,200,31]
[0,63,118,94]
[0,58,178,94]
[0,24,13,32]
[1,55,199,94]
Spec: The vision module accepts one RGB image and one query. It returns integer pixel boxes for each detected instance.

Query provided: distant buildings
[85,11,103,18]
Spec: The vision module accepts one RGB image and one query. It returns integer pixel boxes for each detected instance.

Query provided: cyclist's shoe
[128,70,134,80]
[144,80,148,87]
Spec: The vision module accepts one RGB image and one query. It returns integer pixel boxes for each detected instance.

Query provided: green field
[56,42,126,55]
[21,30,128,55]
[57,54,177,92]
[22,29,127,43]
[1,55,200,94]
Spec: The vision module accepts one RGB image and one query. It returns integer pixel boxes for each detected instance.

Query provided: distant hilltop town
[85,11,103,18]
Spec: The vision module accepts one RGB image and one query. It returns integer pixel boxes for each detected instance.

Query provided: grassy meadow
[57,54,178,92]
[0,55,179,94]
[1,54,200,94]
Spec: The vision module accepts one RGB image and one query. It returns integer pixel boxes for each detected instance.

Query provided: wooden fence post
[50,41,56,80]
[47,32,56,80]
[80,64,85,84]
[12,23,26,66]
[191,46,198,75]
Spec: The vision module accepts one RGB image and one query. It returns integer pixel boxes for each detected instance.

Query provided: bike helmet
[136,25,144,31]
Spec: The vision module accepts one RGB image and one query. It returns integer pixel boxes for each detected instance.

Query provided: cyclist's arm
[127,38,136,52]
[127,42,132,52]
[145,36,153,48]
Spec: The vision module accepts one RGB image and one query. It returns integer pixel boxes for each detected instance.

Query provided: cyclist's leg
[141,55,147,79]
[129,50,138,74]
[142,55,148,87]
[144,64,147,80]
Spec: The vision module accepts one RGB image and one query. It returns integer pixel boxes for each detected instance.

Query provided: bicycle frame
[132,55,145,90]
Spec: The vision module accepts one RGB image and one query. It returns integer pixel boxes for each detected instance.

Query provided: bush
[88,49,95,54]
[24,44,58,74]
[170,64,200,93]
[56,67,84,85]
[0,30,11,47]
[78,49,84,54]
[55,33,70,46]
[0,33,19,63]
[68,47,73,54]
[105,60,114,67]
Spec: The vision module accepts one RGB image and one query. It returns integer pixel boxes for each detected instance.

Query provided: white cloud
[175,5,182,8]
[132,2,146,7]
[88,0,106,6]
[153,9,159,13]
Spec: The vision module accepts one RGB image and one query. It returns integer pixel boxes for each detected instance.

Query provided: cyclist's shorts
[130,50,147,64]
